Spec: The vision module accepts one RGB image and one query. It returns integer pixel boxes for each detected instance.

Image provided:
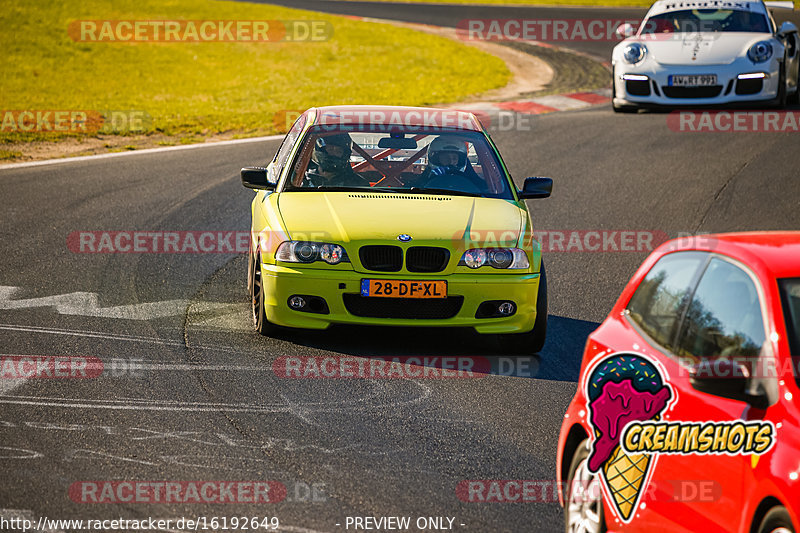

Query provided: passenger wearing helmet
[422,135,486,193]
[304,133,368,188]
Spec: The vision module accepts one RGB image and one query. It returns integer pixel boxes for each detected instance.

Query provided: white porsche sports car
[612,0,800,111]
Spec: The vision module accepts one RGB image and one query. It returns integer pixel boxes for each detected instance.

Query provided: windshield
[283,126,514,199]
[641,9,770,34]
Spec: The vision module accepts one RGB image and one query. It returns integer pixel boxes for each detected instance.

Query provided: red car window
[626,252,706,352]
[676,257,766,364]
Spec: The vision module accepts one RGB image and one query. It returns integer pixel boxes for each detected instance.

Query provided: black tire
[612,101,638,114]
[564,439,607,533]
[789,61,800,106]
[496,261,547,354]
[775,62,788,109]
[249,248,278,336]
[757,506,795,533]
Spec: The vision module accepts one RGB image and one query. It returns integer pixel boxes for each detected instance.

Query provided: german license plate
[669,74,717,86]
[360,279,447,299]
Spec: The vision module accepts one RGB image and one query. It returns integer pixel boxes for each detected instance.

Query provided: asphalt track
[1,1,800,532]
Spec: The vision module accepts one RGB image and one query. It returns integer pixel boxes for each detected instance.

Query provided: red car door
[606,252,772,531]
[627,255,768,531]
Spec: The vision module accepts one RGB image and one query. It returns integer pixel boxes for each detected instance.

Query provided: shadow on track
[261,314,599,383]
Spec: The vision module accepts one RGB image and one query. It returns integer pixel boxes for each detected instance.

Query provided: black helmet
[312,133,352,173]
[428,135,468,172]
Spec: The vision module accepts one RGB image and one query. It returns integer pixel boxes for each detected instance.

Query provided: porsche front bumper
[613,57,782,107]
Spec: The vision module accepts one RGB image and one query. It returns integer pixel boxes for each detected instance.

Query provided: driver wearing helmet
[304,132,368,188]
[422,135,486,191]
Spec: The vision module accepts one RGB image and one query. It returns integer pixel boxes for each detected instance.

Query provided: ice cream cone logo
[585,353,673,523]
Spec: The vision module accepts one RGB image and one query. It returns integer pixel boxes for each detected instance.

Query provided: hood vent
[348,194,451,201]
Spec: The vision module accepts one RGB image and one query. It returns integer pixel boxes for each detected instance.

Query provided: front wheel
[775,62,788,109]
[565,439,606,533]
[757,506,795,533]
[249,249,279,336]
[789,60,800,105]
[496,261,547,354]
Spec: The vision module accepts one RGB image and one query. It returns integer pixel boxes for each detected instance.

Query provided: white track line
[0,323,241,352]
[0,134,283,171]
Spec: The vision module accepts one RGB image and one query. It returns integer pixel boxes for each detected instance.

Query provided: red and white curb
[454,88,612,117]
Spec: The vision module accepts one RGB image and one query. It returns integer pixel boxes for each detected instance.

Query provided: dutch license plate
[669,74,717,87]
[360,279,447,299]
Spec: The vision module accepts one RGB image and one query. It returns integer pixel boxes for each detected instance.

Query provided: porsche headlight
[459,248,529,269]
[747,41,773,63]
[276,241,348,264]
[622,42,647,64]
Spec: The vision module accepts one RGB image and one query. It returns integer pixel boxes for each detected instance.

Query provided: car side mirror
[241,167,275,190]
[518,177,552,199]
[778,21,798,38]
[616,23,636,38]
[689,359,768,409]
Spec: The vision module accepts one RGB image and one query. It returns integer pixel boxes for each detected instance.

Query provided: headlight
[275,241,349,265]
[622,43,647,64]
[747,41,773,63]
[459,248,529,269]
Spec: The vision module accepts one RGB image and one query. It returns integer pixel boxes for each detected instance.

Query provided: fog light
[289,296,306,309]
[498,302,515,316]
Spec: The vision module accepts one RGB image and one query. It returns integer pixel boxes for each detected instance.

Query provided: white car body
[612,0,800,110]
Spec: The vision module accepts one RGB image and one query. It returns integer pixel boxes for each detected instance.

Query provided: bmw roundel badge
[397,234,412,242]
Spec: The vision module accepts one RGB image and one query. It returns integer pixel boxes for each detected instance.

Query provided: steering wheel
[424,174,483,194]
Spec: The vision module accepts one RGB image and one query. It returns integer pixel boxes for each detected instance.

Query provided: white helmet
[428,135,468,172]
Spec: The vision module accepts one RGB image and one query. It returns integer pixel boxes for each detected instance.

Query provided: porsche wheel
[757,506,794,533]
[789,61,800,106]
[496,261,547,354]
[775,62,788,109]
[565,439,606,533]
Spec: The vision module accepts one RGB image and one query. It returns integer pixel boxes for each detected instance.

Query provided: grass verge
[0,0,510,147]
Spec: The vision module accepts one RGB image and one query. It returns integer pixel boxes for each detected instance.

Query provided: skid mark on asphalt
[0,379,432,415]
[0,322,186,345]
[187,301,250,330]
[1,419,398,463]
[0,323,248,354]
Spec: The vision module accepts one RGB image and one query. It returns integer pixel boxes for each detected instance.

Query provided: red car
[557,232,800,533]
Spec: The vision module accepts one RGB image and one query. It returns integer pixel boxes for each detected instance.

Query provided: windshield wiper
[290,186,395,193]
[404,187,482,198]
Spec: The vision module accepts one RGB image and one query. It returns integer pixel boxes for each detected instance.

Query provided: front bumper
[260,262,541,334]
[614,58,781,107]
